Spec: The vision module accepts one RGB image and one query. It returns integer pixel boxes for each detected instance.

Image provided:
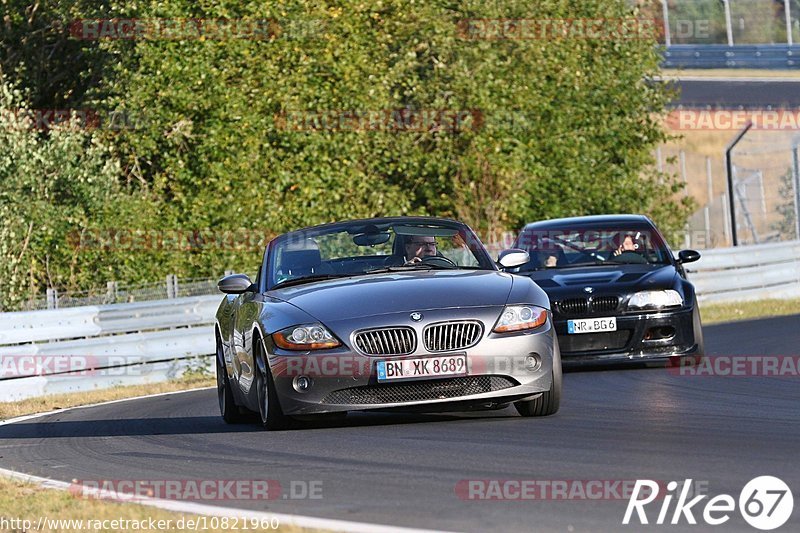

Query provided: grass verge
[700,298,800,325]
[0,476,307,532]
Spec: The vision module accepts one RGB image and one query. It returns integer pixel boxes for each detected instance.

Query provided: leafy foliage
[1,0,692,305]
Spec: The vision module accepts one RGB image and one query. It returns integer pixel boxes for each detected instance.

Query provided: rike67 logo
[623,477,793,530]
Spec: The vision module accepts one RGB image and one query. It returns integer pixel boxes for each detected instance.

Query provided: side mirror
[497,248,530,269]
[677,250,701,264]
[218,273,255,294]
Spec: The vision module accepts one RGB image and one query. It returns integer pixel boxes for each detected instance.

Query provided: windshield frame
[514,223,675,272]
[262,217,496,291]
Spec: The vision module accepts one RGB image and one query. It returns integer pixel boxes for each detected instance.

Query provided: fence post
[660,0,671,46]
[792,140,800,240]
[722,0,734,46]
[166,274,178,299]
[46,288,58,310]
[106,281,118,304]
[786,0,794,46]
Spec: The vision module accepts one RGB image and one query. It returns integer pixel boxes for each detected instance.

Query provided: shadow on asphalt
[0,409,524,438]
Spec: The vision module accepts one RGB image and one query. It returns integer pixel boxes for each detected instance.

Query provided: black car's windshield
[267,219,495,289]
[515,226,673,271]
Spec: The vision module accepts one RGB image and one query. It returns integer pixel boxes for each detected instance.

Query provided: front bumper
[555,307,701,367]
[266,316,557,415]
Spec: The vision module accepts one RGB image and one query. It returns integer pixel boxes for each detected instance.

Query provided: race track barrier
[686,240,800,303]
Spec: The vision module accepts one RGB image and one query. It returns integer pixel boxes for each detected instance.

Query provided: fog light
[293,375,313,393]
[525,353,542,372]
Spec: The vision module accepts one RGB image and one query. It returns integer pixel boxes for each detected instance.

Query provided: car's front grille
[423,321,483,352]
[559,330,632,354]
[321,376,518,405]
[590,296,620,313]
[556,296,620,316]
[354,327,416,356]
[558,298,589,315]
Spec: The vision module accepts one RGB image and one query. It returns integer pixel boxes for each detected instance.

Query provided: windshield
[514,226,673,271]
[266,219,495,289]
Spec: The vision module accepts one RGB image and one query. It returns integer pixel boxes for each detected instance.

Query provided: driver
[404,236,437,264]
[613,233,638,256]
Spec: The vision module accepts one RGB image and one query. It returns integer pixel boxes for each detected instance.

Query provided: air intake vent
[322,376,518,405]
[590,296,620,313]
[355,327,416,356]
[558,298,589,315]
[423,321,483,352]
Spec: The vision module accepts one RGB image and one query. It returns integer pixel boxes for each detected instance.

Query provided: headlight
[273,324,341,350]
[627,290,683,310]
[493,305,548,333]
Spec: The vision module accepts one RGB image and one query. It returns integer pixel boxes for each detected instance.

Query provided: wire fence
[19,239,522,312]
[657,129,799,249]
[21,276,222,311]
[657,0,800,46]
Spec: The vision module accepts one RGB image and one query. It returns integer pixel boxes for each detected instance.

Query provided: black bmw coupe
[512,214,704,367]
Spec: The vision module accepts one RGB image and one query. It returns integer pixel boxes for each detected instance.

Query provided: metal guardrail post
[106,281,118,304]
[166,274,178,299]
[786,0,794,46]
[46,288,58,310]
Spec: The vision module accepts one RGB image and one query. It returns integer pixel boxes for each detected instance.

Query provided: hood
[524,264,678,299]
[269,270,513,322]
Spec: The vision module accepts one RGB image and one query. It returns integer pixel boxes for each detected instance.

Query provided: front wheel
[255,345,290,430]
[216,345,247,424]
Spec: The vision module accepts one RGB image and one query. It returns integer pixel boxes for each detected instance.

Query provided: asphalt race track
[672,78,800,108]
[1,316,799,532]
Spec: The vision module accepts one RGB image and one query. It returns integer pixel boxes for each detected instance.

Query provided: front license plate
[567,317,617,334]
[376,355,467,382]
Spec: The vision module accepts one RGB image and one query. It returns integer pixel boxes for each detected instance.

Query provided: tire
[216,341,247,424]
[254,340,290,430]
[514,341,562,417]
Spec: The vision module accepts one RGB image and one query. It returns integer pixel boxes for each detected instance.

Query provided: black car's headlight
[627,290,683,310]
[273,323,341,350]
[493,305,548,333]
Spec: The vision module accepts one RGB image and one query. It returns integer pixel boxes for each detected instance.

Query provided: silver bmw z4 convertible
[215,216,561,429]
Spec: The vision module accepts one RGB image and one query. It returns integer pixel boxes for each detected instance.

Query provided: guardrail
[0,295,220,402]
[661,45,800,69]
[686,240,800,303]
[1,242,797,402]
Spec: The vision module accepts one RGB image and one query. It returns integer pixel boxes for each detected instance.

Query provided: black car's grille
[556,296,620,316]
[558,298,589,315]
[354,327,416,356]
[559,330,631,353]
[423,321,483,352]
[591,296,620,313]
[321,376,518,405]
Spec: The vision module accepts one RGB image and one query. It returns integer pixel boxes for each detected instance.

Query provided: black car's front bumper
[554,306,702,367]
